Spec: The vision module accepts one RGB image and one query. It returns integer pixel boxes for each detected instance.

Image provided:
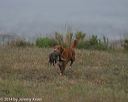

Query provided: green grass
[0,47,128,102]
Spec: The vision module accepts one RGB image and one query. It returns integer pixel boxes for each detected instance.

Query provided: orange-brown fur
[54,39,78,75]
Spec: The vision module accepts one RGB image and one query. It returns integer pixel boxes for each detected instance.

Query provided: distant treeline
[0,31,128,50]
[35,32,128,50]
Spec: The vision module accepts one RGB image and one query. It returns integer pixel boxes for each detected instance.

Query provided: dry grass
[0,47,128,102]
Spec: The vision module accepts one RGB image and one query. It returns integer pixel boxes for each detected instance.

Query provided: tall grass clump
[75,31,86,40]
[7,39,33,47]
[65,32,73,47]
[54,32,64,46]
[54,32,76,47]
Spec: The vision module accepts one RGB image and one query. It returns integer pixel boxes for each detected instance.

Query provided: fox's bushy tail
[70,39,78,49]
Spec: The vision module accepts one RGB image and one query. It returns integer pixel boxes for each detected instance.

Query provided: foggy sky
[0,0,128,40]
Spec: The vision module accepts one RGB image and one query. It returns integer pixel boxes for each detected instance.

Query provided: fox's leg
[70,60,74,68]
[70,57,75,68]
[58,62,65,75]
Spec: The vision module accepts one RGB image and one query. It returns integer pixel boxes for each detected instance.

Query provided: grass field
[0,47,128,102]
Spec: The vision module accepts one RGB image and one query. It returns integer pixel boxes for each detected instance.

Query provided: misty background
[0,0,128,40]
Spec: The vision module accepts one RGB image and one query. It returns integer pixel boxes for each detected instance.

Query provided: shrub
[36,37,57,48]
[77,40,89,49]
[123,39,128,50]
[77,35,109,50]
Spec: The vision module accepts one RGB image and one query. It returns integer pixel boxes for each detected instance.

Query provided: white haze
[0,0,128,40]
